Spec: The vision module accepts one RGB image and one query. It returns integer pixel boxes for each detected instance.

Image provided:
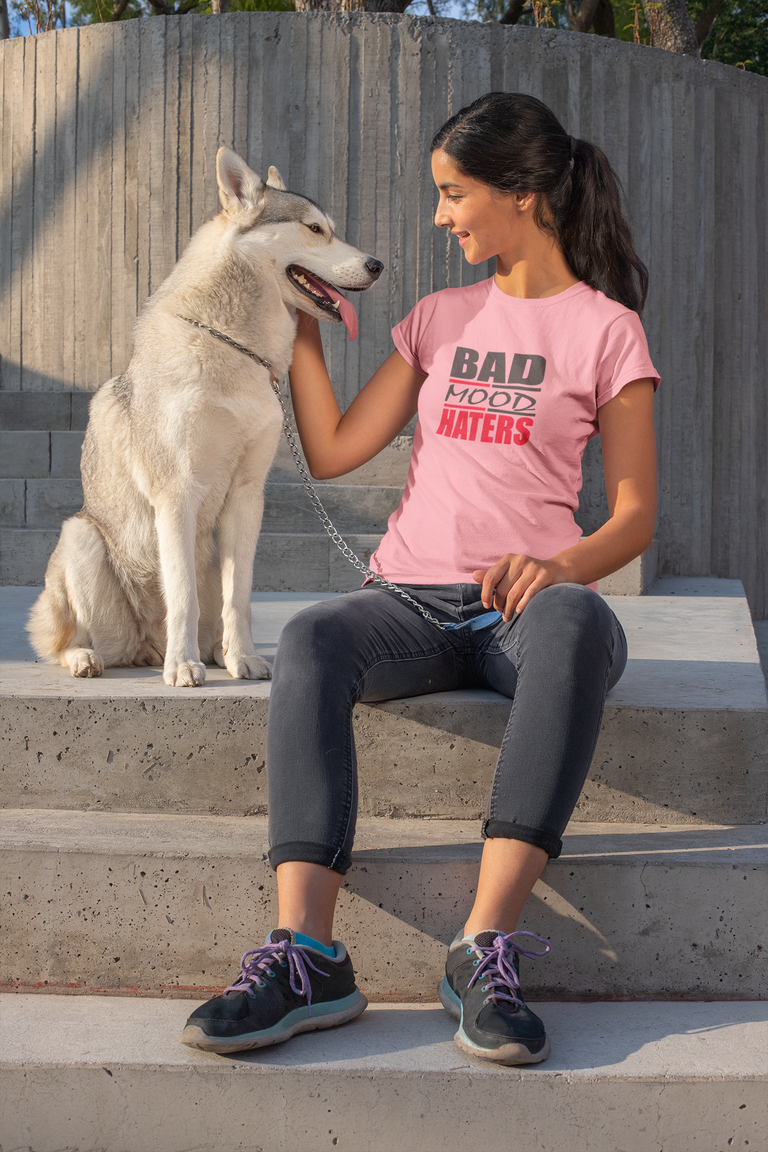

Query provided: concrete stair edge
[1,995,765,1152]
[3,810,766,1000]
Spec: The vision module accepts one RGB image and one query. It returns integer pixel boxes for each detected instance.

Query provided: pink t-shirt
[369,277,659,586]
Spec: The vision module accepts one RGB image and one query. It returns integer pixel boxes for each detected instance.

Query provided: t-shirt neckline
[489,276,590,307]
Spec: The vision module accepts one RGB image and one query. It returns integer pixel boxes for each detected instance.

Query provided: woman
[181,92,659,1065]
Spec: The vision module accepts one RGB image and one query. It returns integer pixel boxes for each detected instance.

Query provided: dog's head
[216,148,383,341]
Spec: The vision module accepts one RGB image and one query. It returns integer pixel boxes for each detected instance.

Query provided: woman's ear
[515,190,538,214]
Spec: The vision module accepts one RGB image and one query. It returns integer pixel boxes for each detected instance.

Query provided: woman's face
[431,148,532,267]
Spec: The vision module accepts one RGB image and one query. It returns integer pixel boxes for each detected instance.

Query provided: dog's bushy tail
[27,539,76,662]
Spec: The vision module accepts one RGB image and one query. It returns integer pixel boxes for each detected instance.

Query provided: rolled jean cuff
[267,840,352,876]
[481,819,562,859]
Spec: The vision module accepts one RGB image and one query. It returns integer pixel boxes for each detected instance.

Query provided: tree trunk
[0,0,11,40]
[695,0,725,46]
[565,0,603,34]
[499,0,526,24]
[592,0,615,36]
[643,0,700,54]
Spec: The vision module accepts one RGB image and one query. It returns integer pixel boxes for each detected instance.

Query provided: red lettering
[451,410,468,440]
[495,414,515,444]
[468,412,484,441]
[514,417,534,446]
[480,413,497,443]
[436,407,455,437]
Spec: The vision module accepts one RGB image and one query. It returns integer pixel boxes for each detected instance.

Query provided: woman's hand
[474,379,658,617]
[473,555,572,620]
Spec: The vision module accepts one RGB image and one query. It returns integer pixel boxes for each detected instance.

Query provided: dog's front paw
[68,649,104,678]
[225,653,272,681]
[164,660,206,687]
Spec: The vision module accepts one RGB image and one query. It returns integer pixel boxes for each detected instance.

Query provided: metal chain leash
[268,375,445,629]
[175,316,444,629]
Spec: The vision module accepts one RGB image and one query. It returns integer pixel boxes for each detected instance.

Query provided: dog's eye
[305,223,324,235]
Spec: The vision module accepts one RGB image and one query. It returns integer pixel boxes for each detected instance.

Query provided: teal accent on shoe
[439,976,462,1012]
[293,931,337,959]
[227,990,364,1044]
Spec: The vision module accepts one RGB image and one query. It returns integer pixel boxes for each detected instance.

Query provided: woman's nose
[434,203,451,228]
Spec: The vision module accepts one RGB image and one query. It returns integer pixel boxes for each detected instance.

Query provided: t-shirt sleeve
[596,312,660,408]
[391,294,440,376]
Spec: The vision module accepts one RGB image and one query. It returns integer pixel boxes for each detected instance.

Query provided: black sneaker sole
[438,977,550,1067]
[180,990,367,1055]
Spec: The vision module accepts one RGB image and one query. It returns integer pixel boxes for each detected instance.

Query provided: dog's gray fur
[28,149,381,687]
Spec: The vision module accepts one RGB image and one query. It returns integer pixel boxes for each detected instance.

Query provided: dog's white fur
[28,148,380,687]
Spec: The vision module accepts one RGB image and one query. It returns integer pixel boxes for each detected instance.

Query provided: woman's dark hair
[431,92,648,313]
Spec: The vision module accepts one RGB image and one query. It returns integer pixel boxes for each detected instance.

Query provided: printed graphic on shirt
[435,346,547,446]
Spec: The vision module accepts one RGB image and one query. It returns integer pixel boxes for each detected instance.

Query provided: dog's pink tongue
[323,284,358,341]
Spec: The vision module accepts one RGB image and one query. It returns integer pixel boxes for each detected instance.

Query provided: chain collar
[177,315,276,379]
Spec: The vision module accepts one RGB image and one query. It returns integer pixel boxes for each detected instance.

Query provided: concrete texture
[1,810,766,999]
[262,483,400,534]
[2,581,766,825]
[0,431,49,478]
[597,540,658,595]
[754,620,768,686]
[50,430,84,477]
[0,528,58,585]
[1,17,766,615]
[1,995,765,1152]
[0,479,24,527]
[0,391,89,431]
[0,478,399,532]
[268,435,412,488]
[252,532,385,592]
[25,478,83,526]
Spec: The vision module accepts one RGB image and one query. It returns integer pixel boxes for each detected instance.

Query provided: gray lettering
[450,347,479,380]
[508,354,546,388]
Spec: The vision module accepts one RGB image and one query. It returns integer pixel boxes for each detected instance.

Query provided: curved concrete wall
[1,15,766,612]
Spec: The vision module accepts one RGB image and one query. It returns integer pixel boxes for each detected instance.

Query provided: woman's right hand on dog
[289,313,425,480]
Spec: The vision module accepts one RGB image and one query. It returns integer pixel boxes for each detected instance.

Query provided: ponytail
[431,93,649,314]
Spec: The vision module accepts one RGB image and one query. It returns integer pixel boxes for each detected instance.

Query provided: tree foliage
[5,0,765,77]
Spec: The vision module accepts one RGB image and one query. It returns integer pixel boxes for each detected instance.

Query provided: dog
[27,148,383,687]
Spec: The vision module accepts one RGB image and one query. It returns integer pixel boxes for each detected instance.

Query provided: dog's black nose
[366,258,384,279]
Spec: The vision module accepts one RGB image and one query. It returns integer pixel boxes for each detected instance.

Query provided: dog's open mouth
[287,265,359,341]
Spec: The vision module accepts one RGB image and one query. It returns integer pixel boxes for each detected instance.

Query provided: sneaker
[438,929,551,1065]
[180,928,367,1054]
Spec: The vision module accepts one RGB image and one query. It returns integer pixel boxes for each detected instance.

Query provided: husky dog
[28,148,383,687]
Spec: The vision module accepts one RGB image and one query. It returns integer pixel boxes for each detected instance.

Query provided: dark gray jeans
[267,582,627,874]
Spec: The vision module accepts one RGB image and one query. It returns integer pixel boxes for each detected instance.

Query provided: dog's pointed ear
[266,166,287,192]
[216,148,265,219]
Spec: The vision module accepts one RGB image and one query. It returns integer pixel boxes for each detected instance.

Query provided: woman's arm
[288,313,426,479]
[475,378,658,617]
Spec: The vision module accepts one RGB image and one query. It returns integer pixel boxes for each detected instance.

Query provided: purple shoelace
[466,930,551,1009]
[224,937,329,1017]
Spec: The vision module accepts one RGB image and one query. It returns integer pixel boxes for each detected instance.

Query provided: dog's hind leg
[27,516,141,677]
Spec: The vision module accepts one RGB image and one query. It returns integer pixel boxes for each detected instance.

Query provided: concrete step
[3,580,766,825]
[0,430,84,479]
[0,389,91,431]
[0,477,401,533]
[0,426,412,484]
[0,527,387,589]
[0,524,657,594]
[2,810,765,999]
[1,994,765,1152]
